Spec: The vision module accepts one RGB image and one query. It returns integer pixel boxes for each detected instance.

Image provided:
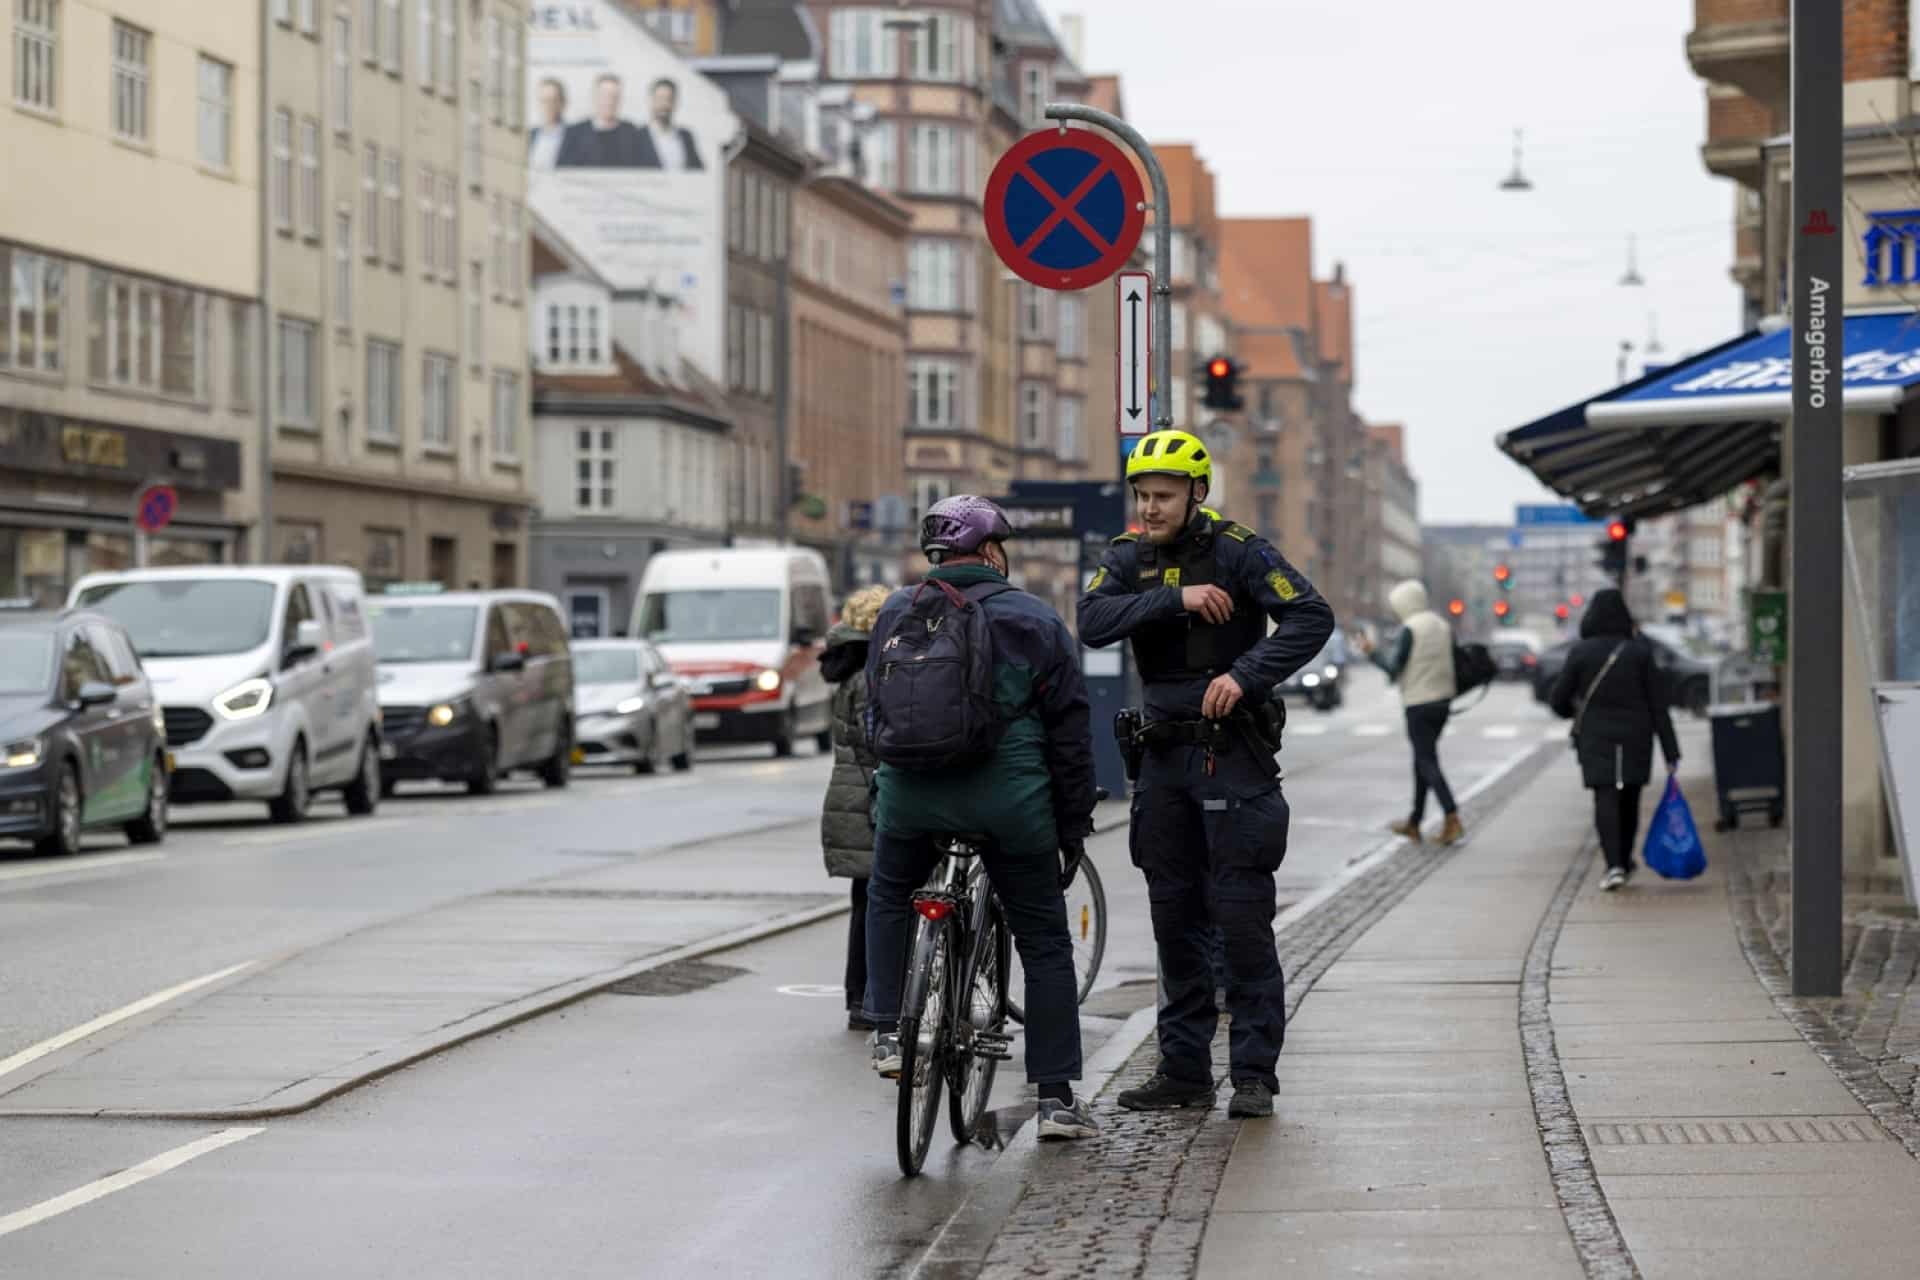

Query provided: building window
[1058,296,1085,359]
[419,165,436,276]
[382,0,401,75]
[229,300,253,410]
[110,21,151,144]
[863,121,896,191]
[465,77,483,185]
[277,316,316,425]
[490,370,518,459]
[907,124,971,196]
[195,56,234,170]
[436,0,455,100]
[726,304,743,389]
[362,0,379,63]
[908,358,962,429]
[505,200,522,299]
[298,0,316,36]
[484,14,502,123]
[637,7,693,50]
[335,210,354,325]
[1020,285,1052,340]
[331,13,352,132]
[728,168,744,251]
[1169,303,1188,352]
[758,312,775,399]
[742,305,761,393]
[1020,382,1049,449]
[467,260,483,368]
[366,337,399,441]
[908,12,973,83]
[87,272,208,399]
[1058,396,1084,462]
[0,246,64,373]
[421,351,454,448]
[271,109,293,231]
[914,474,951,521]
[298,117,322,239]
[1021,64,1049,128]
[383,153,404,268]
[504,18,521,118]
[829,9,898,78]
[544,303,604,366]
[575,427,615,513]
[363,145,382,260]
[14,0,59,114]
[437,173,456,281]
[908,239,968,312]
[416,0,433,88]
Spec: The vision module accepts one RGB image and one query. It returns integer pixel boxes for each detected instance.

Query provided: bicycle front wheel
[1009,854,1109,1023]
[896,916,951,1177]
[950,903,1010,1145]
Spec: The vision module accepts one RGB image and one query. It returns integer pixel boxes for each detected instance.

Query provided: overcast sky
[1044,0,1743,525]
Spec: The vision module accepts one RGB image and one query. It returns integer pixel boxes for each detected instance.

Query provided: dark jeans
[844,878,868,1010]
[1593,785,1644,872]
[1130,742,1290,1093]
[1405,700,1457,822]
[863,828,1082,1086]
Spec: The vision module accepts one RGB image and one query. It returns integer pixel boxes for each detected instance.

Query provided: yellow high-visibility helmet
[1125,429,1211,487]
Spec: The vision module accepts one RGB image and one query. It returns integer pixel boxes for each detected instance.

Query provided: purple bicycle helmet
[920,494,1014,561]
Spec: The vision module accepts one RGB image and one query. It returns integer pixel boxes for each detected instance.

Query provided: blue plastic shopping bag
[1643,776,1707,880]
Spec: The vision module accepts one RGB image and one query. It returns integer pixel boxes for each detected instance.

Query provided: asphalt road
[0,672,1562,1275]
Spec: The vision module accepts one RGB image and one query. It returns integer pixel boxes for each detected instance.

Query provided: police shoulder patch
[1222,522,1255,543]
[1085,566,1108,592]
[1110,531,1138,544]
[1266,570,1299,602]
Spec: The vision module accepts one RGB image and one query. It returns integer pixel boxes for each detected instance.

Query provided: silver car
[571,639,695,774]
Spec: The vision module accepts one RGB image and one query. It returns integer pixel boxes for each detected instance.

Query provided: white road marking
[1543,726,1566,741]
[1353,723,1392,737]
[1290,723,1330,737]
[0,1127,264,1240]
[0,851,163,887]
[775,984,845,998]
[1483,725,1520,740]
[0,961,255,1083]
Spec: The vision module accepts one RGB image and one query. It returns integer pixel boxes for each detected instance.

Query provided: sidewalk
[1198,756,1920,1278]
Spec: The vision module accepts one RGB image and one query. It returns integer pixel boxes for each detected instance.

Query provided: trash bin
[1707,702,1785,832]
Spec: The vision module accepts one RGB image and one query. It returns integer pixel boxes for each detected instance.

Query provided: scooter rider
[1078,428,1335,1118]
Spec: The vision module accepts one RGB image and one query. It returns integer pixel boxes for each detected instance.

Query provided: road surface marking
[1543,726,1566,741]
[1353,723,1392,737]
[1290,723,1329,737]
[1483,725,1520,740]
[0,961,255,1083]
[775,984,845,998]
[0,851,163,887]
[0,1127,264,1240]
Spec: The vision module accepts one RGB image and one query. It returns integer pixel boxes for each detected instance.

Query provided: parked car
[1533,633,1715,716]
[632,548,834,757]
[571,638,694,774]
[1275,632,1350,712]
[0,607,170,856]
[72,567,382,823]
[366,589,575,795]
[1488,637,1540,682]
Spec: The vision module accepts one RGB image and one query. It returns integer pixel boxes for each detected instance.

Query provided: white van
[70,566,382,823]
[631,547,834,756]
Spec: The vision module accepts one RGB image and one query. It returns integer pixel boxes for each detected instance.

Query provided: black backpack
[868,579,1015,771]
[1453,641,1498,696]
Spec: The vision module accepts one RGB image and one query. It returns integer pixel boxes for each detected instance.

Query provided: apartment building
[1,0,260,601]
[1365,423,1421,620]
[262,0,532,590]
[725,119,804,545]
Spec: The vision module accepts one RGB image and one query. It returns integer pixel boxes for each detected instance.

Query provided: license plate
[694,713,721,730]
[570,746,587,765]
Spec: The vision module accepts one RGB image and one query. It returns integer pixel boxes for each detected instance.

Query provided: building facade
[725,120,803,545]
[1,0,260,602]
[1366,424,1421,620]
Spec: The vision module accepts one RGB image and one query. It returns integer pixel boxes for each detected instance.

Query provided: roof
[1221,218,1314,330]
[1234,328,1307,381]
[1369,424,1406,461]
[1084,75,1124,119]
[1156,145,1217,236]
[995,0,1065,53]
[1313,276,1353,382]
[719,0,816,60]
[534,344,733,427]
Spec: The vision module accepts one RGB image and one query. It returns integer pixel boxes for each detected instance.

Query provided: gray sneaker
[1036,1095,1100,1141]
[869,1031,902,1078]
[1602,867,1628,893]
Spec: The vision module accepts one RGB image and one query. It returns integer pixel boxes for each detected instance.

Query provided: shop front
[0,408,244,606]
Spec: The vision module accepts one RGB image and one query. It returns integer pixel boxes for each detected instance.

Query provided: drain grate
[605,959,750,997]
[1586,1116,1890,1145]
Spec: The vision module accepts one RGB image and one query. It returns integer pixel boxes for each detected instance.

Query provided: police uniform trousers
[1129,737,1290,1092]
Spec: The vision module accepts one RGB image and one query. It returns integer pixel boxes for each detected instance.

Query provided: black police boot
[1116,1072,1217,1112]
[1228,1078,1275,1118]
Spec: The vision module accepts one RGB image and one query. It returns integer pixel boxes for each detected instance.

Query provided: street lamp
[1498,129,1533,192]
[1618,233,1645,287]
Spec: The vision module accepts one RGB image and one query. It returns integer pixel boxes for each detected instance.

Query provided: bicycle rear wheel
[896,916,950,1177]
[949,904,1010,1145]
[1008,854,1109,1024]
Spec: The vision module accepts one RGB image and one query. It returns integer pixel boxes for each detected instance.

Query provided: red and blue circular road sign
[985,130,1146,292]
[134,483,178,534]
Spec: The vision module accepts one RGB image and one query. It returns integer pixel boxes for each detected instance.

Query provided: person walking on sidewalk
[1080,429,1335,1120]
[819,584,892,1032]
[1359,580,1464,846]
[1550,588,1680,891]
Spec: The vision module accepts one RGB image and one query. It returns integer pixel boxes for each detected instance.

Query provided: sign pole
[1042,104,1173,430]
[1789,0,1843,996]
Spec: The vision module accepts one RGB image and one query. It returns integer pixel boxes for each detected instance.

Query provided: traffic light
[1570,593,1585,608]
[1555,604,1571,621]
[1492,599,1511,622]
[1448,598,1466,617]
[1493,563,1512,587]
[1201,354,1244,411]
[1595,516,1634,580]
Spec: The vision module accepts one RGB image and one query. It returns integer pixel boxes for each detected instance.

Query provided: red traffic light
[1493,599,1511,618]
[1607,520,1629,542]
[1492,564,1511,583]
[1447,598,1465,617]
[1208,357,1231,379]
[1555,604,1571,621]
[1570,593,1585,608]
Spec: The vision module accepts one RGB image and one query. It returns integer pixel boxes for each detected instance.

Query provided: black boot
[1116,1072,1216,1112]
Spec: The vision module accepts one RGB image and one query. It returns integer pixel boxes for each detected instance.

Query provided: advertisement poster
[526,3,738,382]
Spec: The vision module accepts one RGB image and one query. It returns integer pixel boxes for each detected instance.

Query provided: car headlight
[614,696,646,715]
[1302,673,1320,688]
[151,704,166,735]
[2,737,45,770]
[427,701,463,728]
[1323,664,1339,679]
[754,669,782,693]
[213,678,274,721]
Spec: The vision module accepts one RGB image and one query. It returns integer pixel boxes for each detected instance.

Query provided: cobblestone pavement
[1723,819,1920,1161]
[967,745,1559,1280]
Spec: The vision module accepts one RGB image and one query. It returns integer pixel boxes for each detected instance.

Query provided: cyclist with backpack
[1079,429,1335,1120]
[861,495,1101,1141]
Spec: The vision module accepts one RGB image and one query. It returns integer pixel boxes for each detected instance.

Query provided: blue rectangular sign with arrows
[1116,270,1152,436]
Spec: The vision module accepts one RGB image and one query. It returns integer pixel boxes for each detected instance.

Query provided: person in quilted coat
[820,584,892,1031]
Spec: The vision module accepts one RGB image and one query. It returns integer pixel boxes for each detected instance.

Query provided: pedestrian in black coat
[819,586,891,1030]
[1550,589,1681,889]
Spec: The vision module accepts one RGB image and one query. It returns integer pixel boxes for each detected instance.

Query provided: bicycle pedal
[970,1031,1014,1061]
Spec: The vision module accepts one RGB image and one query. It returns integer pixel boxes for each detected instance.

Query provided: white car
[71,566,383,824]
[571,639,695,774]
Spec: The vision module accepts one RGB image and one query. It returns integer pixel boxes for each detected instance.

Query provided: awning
[1498,309,1920,520]
[1588,309,1920,428]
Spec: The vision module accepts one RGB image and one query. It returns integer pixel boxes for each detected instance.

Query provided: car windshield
[0,632,53,695]
[574,649,642,685]
[367,604,479,664]
[639,589,781,643]
[76,579,277,657]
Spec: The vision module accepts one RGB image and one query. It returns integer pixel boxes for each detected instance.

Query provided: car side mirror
[490,650,527,673]
[284,618,324,667]
[75,680,117,708]
[650,672,679,691]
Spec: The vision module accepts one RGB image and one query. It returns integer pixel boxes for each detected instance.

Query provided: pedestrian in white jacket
[1359,580,1463,846]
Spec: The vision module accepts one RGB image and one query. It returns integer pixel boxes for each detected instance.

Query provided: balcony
[1701,88,1774,187]
[1686,0,1789,113]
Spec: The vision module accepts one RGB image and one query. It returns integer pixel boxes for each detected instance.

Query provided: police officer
[1079,428,1335,1117]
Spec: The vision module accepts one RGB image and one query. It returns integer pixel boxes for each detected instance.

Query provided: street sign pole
[1042,104,1173,431]
[1790,0,1843,997]
[1116,269,1152,435]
